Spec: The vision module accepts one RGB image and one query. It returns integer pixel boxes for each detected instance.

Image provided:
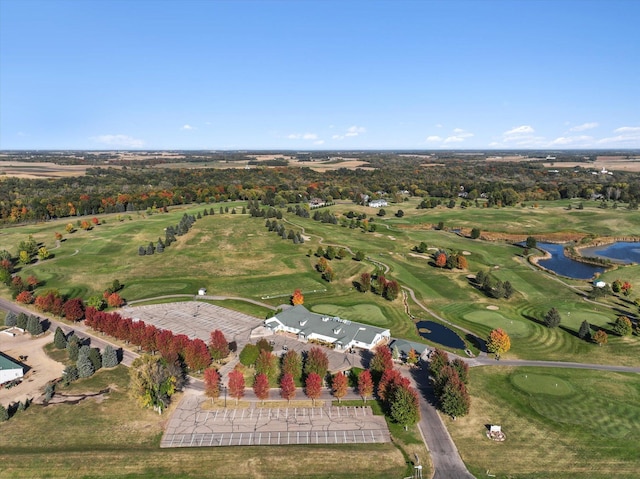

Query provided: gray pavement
[161,393,390,448]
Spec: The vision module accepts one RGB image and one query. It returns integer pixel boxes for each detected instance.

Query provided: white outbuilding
[0,353,24,385]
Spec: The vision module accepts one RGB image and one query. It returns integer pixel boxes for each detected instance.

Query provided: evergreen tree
[578,320,591,340]
[5,311,17,327]
[102,344,119,368]
[88,348,103,371]
[27,315,43,335]
[62,365,79,385]
[67,335,80,361]
[544,308,562,328]
[0,404,8,422]
[17,312,28,330]
[54,326,67,349]
[77,346,95,378]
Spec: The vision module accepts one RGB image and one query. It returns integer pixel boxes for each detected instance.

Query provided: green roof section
[0,352,23,371]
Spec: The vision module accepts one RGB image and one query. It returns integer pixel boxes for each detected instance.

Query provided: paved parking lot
[122,301,261,349]
[161,394,390,448]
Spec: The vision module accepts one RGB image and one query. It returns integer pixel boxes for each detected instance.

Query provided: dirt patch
[0,332,65,405]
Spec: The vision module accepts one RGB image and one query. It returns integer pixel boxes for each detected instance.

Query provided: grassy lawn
[446,366,640,479]
[0,365,409,479]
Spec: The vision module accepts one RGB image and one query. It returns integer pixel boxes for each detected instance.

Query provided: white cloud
[614,126,640,134]
[345,125,366,137]
[181,124,194,130]
[598,126,640,145]
[90,134,145,148]
[287,132,319,141]
[569,122,598,132]
[333,125,366,140]
[425,128,473,145]
[313,140,325,145]
[504,125,535,136]
[551,135,593,146]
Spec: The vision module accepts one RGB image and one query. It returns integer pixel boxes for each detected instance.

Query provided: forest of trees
[1,151,639,223]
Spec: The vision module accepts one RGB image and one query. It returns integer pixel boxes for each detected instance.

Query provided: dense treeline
[2,153,640,223]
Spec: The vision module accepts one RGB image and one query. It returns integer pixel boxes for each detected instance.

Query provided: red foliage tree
[435,252,447,268]
[304,347,329,379]
[280,373,296,403]
[228,368,245,404]
[16,290,33,304]
[377,368,409,402]
[305,372,323,405]
[209,329,230,361]
[141,324,159,353]
[331,373,348,403]
[63,298,85,321]
[370,345,394,374]
[291,289,304,305]
[26,275,39,289]
[204,367,220,401]
[359,272,371,292]
[51,296,65,316]
[358,369,374,402]
[253,373,270,404]
[184,338,211,372]
[156,329,178,362]
[91,217,100,225]
[107,292,124,308]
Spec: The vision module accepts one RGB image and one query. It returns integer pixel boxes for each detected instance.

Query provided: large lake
[536,242,606,279]
[579,241,640,264]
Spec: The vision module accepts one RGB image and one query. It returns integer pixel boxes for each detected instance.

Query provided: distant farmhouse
[368,199,388,208]
[0,352,24,385]
[264,305,390,351]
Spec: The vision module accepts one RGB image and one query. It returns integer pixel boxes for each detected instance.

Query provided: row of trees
[53,327,120,383]
[356,272,400,301]
[139,213,196,256]
[474,270,516,299]
[4,311,44,335]
[428,349,471,419]
[4,152,640,224]
[264,219,305,244]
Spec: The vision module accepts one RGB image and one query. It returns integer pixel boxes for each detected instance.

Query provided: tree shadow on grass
[523,314,546,327]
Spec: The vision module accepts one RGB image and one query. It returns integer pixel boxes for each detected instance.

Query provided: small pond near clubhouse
[416,320,466,350]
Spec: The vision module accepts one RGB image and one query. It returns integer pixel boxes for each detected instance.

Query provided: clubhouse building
[264,305,390,351]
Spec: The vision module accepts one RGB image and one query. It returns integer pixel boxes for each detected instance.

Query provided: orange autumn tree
[291,289,304,305]
[487,328,511,359]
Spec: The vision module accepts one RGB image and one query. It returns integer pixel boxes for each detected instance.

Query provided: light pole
[223,384,227,408]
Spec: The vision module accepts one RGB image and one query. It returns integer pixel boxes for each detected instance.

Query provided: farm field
[447,366,640,479]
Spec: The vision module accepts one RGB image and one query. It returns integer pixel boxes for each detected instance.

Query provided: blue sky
[1,0,639,150]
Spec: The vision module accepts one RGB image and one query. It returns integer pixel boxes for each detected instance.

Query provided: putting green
[311,303,389,326]
[464,310,530,338]
[511,373,574,396]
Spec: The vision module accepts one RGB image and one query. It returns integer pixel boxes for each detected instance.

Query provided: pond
[579,241,640,265]
[416,320,466,350]
[536,242,606,280]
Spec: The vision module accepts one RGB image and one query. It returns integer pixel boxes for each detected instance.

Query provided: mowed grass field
[2,199,640,364]
[446,366,640,479]
[0,366,410,479]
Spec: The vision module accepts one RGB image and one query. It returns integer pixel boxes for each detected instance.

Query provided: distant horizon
[2,148,640,154]
[2,1,638,150]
